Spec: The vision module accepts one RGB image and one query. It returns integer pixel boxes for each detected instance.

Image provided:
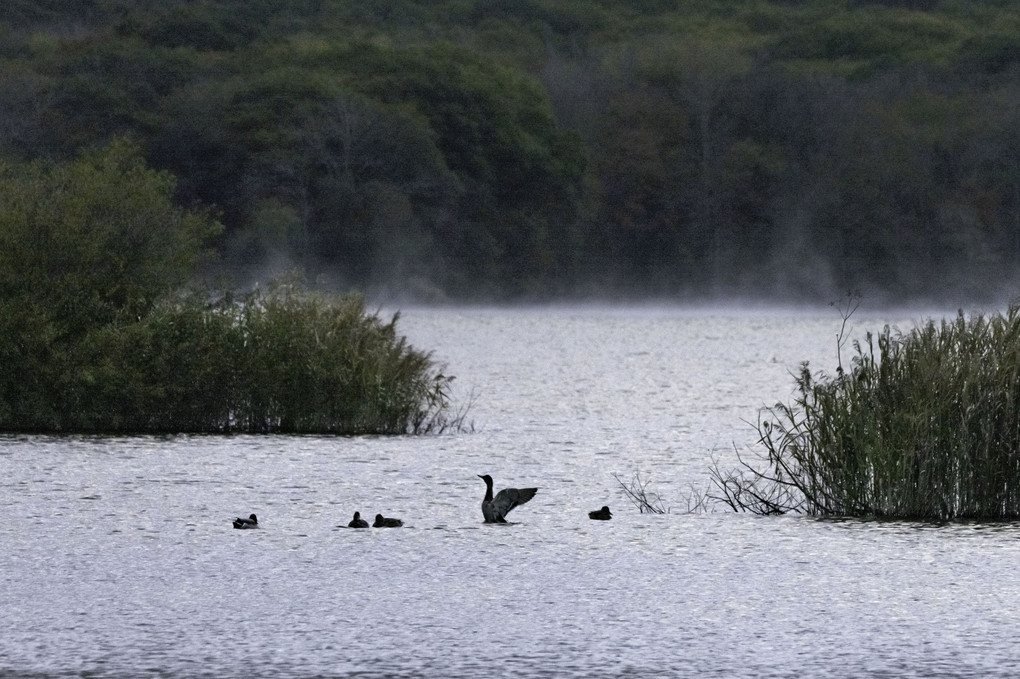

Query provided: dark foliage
[713,306,1020,519]
[3,1,1020,302]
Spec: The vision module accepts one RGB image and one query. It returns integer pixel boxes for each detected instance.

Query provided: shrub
[713,305,1020,520]
[0,138,220,430]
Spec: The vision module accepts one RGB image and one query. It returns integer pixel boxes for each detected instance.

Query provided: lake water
[4,305,1020,678]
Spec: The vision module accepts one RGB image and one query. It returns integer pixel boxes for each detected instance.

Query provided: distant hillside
[2,0,1020,303]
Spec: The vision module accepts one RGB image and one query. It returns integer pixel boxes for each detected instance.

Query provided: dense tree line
[2,0,1020,303]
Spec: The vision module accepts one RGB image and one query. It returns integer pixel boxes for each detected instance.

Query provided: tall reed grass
[713,306,1020,519]
[10,283,464,435]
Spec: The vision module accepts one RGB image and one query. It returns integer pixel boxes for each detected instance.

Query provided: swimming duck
[373,514,403,527]
[348,511,369,528]
[478,474,538,523]
[589,506,612,520]
[233,513,258,529]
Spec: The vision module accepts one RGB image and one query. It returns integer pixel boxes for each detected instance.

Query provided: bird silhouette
[373,514,403,527]
[232,513,258,529]
[348,511,369,528]
[478,474,537,523]
[588,506,612,520]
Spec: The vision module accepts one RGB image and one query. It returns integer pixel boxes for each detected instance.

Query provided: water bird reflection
[589,506,612,520]
[478,474,538,523]
[373,514,403,527]
[232,513,258,529]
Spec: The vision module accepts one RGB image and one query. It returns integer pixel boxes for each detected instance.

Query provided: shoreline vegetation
[0,142,464,435]
[713,303,1020,520]
[58,284,466,435]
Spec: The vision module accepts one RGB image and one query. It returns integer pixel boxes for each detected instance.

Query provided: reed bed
[10,284,463,435]
[713,306,1020,519]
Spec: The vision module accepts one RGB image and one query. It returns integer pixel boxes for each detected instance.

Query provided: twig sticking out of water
[831,288,861,377]
[613,473,670,514]
[679,483,710,514]
[708,446,802,515]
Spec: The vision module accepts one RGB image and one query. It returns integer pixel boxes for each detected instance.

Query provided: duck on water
[373,514,403,527]
[589,506,612,520]
[348,512,369,528]
[478,474,537,523]
[233,513,258,529]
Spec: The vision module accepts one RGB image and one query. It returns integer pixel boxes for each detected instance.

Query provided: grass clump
[714,305,1020,520]
[43,282,463,435]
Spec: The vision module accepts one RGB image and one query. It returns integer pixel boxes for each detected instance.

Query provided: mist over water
[4,305,1020,678]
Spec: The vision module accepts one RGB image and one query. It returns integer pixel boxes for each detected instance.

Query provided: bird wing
[490,487,538,519]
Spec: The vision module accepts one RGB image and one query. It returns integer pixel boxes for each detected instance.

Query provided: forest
[2,0,1020,304]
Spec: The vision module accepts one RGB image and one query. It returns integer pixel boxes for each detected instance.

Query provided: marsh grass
[12,282,465,435]
[713,306,1020,519]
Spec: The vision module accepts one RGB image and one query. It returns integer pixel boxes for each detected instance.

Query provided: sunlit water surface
[4,306,1020,678]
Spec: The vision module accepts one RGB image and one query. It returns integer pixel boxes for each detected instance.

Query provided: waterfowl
[233,513,258,529]
[589,506,612,520]
[373,514,403,527]
[348,511,369,528]
[478,474,538,523]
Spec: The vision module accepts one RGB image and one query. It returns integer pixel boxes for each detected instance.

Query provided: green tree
[344,42,587,294]
[0,137,219,336]
[0,138,220,428]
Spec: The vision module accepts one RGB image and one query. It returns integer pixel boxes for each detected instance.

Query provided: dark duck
[588,506,612,520]
[233,513,258,529]
[373,514,403,527]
